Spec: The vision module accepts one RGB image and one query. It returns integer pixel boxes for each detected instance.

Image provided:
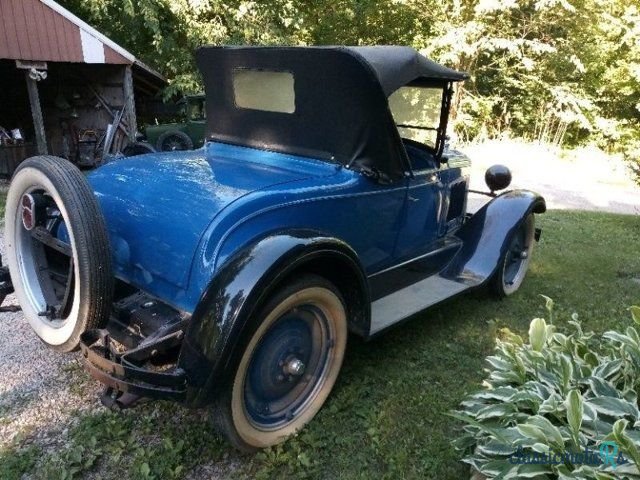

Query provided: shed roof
[0,0,165,84]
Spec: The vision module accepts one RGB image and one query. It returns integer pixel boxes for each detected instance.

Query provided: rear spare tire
[4,156,113,352]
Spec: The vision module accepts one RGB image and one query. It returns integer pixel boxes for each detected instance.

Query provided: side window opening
[388,85,449,172]
[188,99,206,121]
[388,86,444,149]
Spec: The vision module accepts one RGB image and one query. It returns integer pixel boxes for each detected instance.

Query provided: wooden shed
[0,0,166,175]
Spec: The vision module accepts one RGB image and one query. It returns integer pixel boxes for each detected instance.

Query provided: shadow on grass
[0,400,237,480]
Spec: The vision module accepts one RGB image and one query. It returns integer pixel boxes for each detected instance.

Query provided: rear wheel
[490,214,535,297]
[212,274,347,451]
[122,141,155,157]
[4,156,113,351]
[156,131,193,152]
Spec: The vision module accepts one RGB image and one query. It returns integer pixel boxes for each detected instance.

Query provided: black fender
[443,189,546,285]
[179,230,369,407]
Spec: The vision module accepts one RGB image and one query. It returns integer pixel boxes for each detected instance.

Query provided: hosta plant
[453,301,640,479]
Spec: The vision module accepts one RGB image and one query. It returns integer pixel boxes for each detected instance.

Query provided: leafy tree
[57,0,640,170]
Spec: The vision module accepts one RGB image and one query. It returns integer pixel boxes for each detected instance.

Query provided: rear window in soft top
[232,69,295,114]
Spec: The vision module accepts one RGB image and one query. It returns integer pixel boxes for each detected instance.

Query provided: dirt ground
[465,140,640,214]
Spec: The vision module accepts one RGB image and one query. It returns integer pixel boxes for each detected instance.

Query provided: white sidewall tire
[4,156,113,352]
[5,167,81,346]
[499,214,535,296]
[230,286,347,449]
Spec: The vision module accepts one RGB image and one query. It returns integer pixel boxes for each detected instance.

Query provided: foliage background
[57,0,639,164]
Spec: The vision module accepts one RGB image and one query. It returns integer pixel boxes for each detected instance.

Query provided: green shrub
[453,302,640,479]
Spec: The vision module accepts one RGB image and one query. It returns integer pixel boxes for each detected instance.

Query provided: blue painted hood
[88,143,335,298]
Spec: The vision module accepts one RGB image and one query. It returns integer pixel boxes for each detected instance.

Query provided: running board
[369,275,469,335]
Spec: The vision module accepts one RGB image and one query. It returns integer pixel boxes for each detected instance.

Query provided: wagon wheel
[4,156,113,351]
[490,214,536,297]
[156,131,193,152]
[212,274,347,451]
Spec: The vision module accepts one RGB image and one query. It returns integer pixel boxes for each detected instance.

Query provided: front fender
[443,189,546,285]
[179,230,368,407]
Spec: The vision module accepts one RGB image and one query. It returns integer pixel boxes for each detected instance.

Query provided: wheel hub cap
[16,190,74,322]
[244,304,331,428]
[283,357,305,377]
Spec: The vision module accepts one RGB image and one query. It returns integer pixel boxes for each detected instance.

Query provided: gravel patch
[0,229,238,479]
[0,233,104,452]
[185,458,243,480]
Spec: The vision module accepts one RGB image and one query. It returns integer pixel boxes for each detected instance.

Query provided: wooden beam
[123,65,137,143]
[16,60,48,71]
[133,83,155,97]
[132,71,163,92]
[25,72,47,155]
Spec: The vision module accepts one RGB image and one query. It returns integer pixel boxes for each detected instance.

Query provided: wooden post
[25,72,47,155]
[123,65,137,143]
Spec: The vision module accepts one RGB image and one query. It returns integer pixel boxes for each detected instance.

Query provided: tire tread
[9,156,113,351]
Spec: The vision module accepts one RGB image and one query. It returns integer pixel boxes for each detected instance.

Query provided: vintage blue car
[0,46,545,451]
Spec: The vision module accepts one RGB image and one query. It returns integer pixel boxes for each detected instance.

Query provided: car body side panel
[179,188,545,400]
[184,121,206,149]
[87,143,338,311]
[183,168,407,309]
[393,171,444,261]
[357,189,545,311]
[212,177,407,272]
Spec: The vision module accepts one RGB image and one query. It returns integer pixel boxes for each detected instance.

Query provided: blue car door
[393,165,445,261]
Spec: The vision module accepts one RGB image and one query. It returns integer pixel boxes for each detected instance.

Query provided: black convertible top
[345,46,468,96]
[196,46,467,179]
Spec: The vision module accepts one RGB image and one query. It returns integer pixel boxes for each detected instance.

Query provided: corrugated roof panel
[105,46,131,65]
[0,0,165,86]
[0,1,20,58]
[0,0,82,62]
[0,0,134,66]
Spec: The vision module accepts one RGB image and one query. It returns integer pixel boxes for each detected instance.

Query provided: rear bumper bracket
[80,329,187,407]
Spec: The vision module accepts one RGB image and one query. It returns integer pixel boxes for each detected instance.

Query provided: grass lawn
[1,210,639,480]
